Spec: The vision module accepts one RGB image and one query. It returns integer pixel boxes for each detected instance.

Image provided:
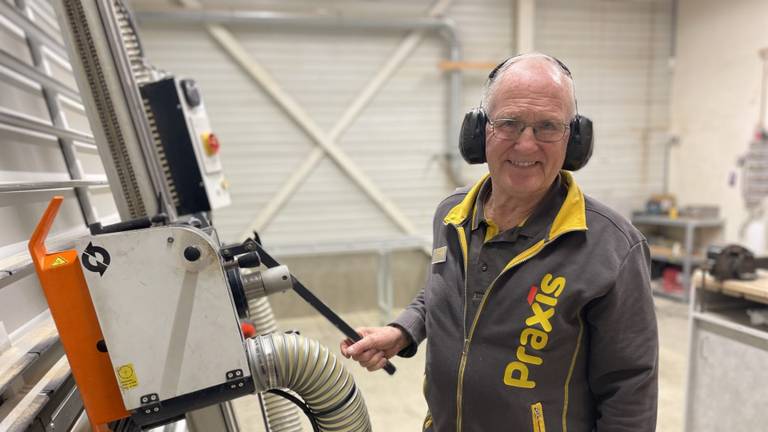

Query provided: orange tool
[28,197,129,430]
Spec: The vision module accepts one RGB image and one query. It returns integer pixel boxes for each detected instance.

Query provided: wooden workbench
[693,269,768,305]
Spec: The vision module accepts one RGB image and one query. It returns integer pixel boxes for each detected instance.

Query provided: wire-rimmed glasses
[488,118,569,143]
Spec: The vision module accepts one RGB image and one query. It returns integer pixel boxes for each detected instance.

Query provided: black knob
[181,79,201,107]
[236,251,261,268]
[184,246,201,262]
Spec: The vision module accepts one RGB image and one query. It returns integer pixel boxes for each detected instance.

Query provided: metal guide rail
[1,0,107,427]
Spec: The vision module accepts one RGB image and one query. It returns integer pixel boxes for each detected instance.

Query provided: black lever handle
[253,241,396,375]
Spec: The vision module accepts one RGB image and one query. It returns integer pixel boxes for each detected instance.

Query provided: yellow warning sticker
[50,256,68,268]
[116,364,139,390]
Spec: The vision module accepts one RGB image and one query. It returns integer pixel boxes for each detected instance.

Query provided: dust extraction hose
[247,333,372,432]
[248,297,303,431]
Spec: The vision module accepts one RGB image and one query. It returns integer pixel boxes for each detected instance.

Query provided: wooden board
[693,269,768,305]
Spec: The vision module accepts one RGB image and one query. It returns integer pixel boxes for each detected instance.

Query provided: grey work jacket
[393,171,658,432]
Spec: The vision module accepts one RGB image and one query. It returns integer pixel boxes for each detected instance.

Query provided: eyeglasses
[488,118,569,143]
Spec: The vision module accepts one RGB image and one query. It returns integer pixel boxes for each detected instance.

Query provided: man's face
[485,62,572,201]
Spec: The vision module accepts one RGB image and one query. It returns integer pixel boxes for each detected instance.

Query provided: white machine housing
[76,225,249,410]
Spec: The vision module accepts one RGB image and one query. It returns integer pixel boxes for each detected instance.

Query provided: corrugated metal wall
[536,0,673,216]
[134,0,515,246]
[134,0,672,247]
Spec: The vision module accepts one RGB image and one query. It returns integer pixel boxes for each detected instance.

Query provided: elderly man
[341,53,658,431]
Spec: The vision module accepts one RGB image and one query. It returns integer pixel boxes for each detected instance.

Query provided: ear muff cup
[458,108,487,164]
[563,114,593,171]
[458,109,594,171]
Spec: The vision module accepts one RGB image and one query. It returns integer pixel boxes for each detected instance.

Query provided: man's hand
[340,326,410,371]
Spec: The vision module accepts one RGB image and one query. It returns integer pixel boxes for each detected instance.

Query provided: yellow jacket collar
[443,171,588,238]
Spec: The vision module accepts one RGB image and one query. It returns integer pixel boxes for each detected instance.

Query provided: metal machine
[30,200,373,431]
[52,0,230,222]
[26,0,387,430]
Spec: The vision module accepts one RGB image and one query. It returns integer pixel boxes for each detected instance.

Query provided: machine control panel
[140,77,231,215]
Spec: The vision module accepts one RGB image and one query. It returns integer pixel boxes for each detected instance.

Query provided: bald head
[482,53,577,120]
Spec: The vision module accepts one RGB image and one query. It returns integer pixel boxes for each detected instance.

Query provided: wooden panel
[694,269,768,305]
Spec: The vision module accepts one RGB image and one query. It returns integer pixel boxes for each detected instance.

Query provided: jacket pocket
[531,402,546,432]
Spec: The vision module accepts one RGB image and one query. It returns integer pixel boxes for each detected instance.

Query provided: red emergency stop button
[202,132,220,156]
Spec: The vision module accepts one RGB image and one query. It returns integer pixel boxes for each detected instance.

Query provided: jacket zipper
[454,225,470,431]
[452,228,583,432]
[531,402,547,432]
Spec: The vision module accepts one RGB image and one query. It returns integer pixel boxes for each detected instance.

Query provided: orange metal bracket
[29,197,129,430]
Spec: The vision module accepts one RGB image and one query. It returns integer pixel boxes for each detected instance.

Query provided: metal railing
[268,236,429,323]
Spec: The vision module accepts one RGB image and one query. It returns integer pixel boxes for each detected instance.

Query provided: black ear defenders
[458,56,594,171]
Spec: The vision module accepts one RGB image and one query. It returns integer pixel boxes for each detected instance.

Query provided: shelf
[636,214,723,305]
[650,279,686,302]
[649,245,706,265]
[631,214,723,228]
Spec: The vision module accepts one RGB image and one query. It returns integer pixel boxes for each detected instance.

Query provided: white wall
[670,0,768,242]
[133,0,673,247]
[536,0,673,218]
[133,0,515,247]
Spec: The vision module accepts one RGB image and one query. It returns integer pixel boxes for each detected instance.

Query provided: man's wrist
[387,323,415,356]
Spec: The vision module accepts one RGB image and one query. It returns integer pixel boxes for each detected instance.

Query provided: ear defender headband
[458,55,594,171]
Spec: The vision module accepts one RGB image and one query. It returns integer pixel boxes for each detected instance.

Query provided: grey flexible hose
[249,296,278,334]
[247,333,372,432]
[248,297,303,432]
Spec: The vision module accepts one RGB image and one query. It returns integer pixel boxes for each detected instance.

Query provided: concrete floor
[232,296,690,431]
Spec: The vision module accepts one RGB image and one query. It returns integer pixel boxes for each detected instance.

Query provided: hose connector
[247,334,280,390]
[241,265,293,300]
